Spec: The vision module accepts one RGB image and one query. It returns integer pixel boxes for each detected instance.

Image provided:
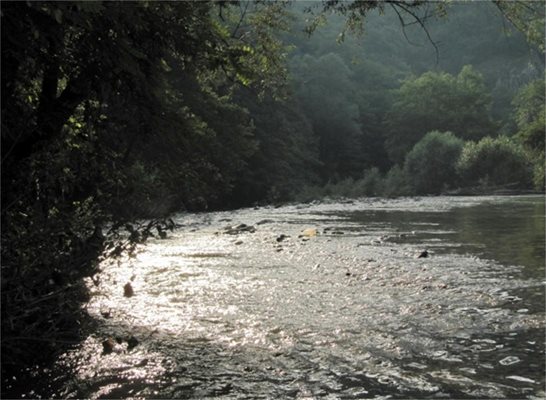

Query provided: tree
[512,79,546,190]
[0,0,291,378]
[493,1,545,54]
[384,65,497,163]
[229,91,321,205]
[457,136,532,188]
[290,53,363,180]
[403,131,464,194]
[353,60,401,171]
[513,79,545,151]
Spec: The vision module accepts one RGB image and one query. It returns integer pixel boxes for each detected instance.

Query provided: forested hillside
[283,1,544,199]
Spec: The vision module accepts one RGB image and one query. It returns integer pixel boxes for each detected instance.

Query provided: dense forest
[1,0,544,390]
[285,2,545,200]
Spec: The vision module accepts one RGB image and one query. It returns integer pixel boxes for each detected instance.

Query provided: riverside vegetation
[1,0,544,394]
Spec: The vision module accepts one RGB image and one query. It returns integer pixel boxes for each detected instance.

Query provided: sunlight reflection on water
[52,196,545,399]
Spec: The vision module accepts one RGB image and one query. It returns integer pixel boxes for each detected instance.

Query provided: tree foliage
[385,66,497,163]
[0,0,291,374]
[229,90,321,205]
[290,53,363,180]
[493,1,546,53]
[404,131,464,194]
[513,79,546,151]
[457,136,532,188]
[512,79,546,189]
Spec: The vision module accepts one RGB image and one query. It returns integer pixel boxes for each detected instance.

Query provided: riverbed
[28,196,546,398]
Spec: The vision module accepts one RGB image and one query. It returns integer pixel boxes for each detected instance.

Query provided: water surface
[27,196,546,398]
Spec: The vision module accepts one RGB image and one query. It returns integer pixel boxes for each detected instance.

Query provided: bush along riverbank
[294,134,544,203]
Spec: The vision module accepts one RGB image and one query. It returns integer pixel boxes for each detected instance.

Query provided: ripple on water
[46,196,545,399]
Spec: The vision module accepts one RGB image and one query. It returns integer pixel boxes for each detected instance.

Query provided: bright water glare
[53,196,544,398]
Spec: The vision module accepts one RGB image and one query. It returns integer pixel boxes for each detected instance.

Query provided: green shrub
[531,152,545,191]
[403,131,464,194]
[457,136,533,188]
[293,185,326,203]
[356,167,384,196]
[383,165,411,197]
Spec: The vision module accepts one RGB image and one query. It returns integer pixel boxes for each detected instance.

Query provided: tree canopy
[385,66,497,163]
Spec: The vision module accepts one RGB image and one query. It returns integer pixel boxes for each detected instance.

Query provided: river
[20,196,546,399]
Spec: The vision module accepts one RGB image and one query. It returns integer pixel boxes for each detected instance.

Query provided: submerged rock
[276,234,289,242]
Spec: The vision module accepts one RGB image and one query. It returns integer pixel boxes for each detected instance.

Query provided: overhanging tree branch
[390,1,440,65]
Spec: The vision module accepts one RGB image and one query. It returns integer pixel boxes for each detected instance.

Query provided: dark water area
[4,195,544,399]
[348,196,545,311]
[375,196,545,274]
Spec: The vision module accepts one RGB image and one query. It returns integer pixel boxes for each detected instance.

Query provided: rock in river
[102,338,116,355]
[299,228,317,238]
[223,223,256,234]
[123,282,134,297]
[417,250,429,258]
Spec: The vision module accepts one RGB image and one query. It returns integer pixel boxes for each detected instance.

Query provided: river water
[31,196,546,398]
